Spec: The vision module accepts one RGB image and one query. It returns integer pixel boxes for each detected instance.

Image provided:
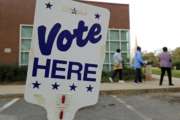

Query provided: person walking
[109,49,124,83]
[159,47,174,86]
[133,46,144,83]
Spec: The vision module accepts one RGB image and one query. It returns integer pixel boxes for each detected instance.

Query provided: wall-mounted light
[4,48,12,53]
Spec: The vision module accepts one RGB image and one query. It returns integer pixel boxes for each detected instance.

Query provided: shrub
[173,61,180,70]
[101,67,136,82]
[174,61,180,70]
[0,65,144,83]
[101,71,111,82]
[0,65,27,83]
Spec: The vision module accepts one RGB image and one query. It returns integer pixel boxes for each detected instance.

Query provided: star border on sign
[52,82,60,90]
[32,81,41,89]
[72,8,77,15]
[95,13,100,19]
[69,83,77,91]
[45,2,53,9]
[86,85,93,92]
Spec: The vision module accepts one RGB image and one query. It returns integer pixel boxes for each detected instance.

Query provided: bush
[101,67,136,82]
[0,65,144,83]
[101,71,111,82]
[0,65,27,83]
[173,61,180,70]
[123,67,136,80]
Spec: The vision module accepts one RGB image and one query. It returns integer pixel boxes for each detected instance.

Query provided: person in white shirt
[109,49,124,83]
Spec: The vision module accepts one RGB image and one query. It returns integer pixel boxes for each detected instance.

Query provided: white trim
[20,24,33,27]
[21,51,30,53]
[21,37,33,39]
[119,29,121,50]
[19,25,22,66]
[110,40,121,42]
[21,63,29,66]
[19,24,33,66]
[109,28,129,31]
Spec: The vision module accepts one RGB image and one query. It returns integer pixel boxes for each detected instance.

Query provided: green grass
[152,67,180,78]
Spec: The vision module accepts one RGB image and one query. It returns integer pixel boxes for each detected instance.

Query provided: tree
[172,47,180,69]
[143,52,158,66]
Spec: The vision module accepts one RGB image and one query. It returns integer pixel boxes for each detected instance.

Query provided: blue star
[72,8,77,15]
[52,82,60,90]
[95,13,100,19]
[69,83,77,91]
[45,2,53,9]
[86,85,93,92]
[32,81,41,89]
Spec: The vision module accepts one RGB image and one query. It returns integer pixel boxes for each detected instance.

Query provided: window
[103,29,130,72]
[110,30,119,40]
[121,42,128,51]
[19,25,130,71]
[110,41,120,51]
[121,30,127,40]
[19,25,33,65]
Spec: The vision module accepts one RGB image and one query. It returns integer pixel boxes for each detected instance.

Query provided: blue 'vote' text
[38,20,102,55]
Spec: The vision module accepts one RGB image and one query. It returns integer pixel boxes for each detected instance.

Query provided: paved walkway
[0,75,180,97]
[101,75,180,95]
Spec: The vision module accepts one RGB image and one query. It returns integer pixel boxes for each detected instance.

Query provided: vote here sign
[25,0,110,120]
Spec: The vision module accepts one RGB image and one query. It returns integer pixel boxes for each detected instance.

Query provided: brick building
[0,0,130,71]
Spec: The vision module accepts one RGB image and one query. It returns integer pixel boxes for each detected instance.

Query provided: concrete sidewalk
[101,75,180,95]
[0,75,180,97]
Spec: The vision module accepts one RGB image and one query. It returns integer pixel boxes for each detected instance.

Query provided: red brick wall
[0,0,35,64]
[0,0,129,65]
[81,1,129,29]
